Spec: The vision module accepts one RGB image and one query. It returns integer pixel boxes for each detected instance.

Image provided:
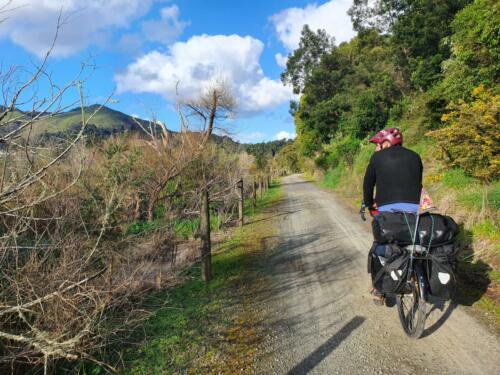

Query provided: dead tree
[185,81,235,142]
[184,82,235,282]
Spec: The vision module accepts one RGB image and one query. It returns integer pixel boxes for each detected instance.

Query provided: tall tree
[440,0,500,101]
[349,0,472,90]
[280,25,335,94]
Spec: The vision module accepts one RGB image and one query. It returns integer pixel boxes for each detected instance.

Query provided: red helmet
[369,128,403,146]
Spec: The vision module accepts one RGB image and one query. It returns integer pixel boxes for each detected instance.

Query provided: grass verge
[113,183,283,374]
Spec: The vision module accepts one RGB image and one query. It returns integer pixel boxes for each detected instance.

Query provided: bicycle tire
[396,275,426,338]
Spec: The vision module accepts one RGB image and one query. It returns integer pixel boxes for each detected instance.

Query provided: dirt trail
[255,174,499,375]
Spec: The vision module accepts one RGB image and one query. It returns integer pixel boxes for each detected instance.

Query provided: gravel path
[255,174,499,375]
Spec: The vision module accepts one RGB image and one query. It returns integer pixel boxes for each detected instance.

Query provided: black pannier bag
[372,212,459,247]
[369,244,409,294]
[427,244,458,300]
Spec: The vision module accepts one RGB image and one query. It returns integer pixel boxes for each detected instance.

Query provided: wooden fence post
[260,176,263,199]
[252,176,257,208]
[237,178,244,227]
[200,188,211,282]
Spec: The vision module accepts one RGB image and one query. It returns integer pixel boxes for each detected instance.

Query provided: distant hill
[0,104,170,141]
[34,104,157,138]
[0,107,25,123]
[1,105,293,156]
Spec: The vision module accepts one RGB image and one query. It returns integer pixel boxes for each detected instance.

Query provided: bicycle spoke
[400,293,418,334]
[397,270,427,338]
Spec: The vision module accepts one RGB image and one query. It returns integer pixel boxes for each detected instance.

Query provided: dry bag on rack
[372,212,459,247]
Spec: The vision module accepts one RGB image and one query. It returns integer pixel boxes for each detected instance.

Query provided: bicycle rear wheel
[396,275,426,338]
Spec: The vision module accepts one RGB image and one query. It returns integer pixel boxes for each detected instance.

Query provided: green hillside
[1,105,294,158]
[35,104,152,137]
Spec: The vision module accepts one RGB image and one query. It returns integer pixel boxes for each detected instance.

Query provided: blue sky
[0,0,354,143]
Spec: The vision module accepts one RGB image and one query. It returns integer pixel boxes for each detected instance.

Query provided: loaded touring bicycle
[360,204,459,338]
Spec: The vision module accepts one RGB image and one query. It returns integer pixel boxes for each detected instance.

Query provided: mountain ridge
[0,104,292,153]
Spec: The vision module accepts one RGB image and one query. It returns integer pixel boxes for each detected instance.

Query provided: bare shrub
[0,14,245,370]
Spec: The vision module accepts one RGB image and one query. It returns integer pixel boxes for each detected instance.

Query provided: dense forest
[276,0,499,313]
[281,0,497,176]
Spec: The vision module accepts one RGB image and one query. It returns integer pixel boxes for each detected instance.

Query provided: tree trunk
[200,189,211,282]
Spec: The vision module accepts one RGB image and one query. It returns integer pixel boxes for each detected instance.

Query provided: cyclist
[363,128,423,304]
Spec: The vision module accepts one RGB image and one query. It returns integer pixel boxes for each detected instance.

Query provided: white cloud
[270,0,355,51]
[275,130,296,140]
[117,4,188,55]
[140,5,188,45]
[275,52,288,68]
[115,34,295,113]
[0,0,159,57]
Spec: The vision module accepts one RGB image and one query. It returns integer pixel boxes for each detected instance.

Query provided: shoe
[370,287,385,306]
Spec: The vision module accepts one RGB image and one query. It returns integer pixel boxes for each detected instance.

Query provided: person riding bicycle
[363,128,423,304]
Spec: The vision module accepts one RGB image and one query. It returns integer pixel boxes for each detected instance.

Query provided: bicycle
[360,204,429,339]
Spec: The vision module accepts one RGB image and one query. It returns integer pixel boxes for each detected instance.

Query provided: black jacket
[363,146,423,208]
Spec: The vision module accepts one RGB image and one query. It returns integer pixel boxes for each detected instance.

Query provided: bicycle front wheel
[396,275,426,338]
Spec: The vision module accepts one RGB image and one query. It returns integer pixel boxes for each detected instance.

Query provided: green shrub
[314,152,332,170]
[427,87,500,180]
[173,219,200,239]
[322,166,343,189]
[441,0,500,102]
[127,220,164,235]
[353,144,374,176]
[317,135,361,170]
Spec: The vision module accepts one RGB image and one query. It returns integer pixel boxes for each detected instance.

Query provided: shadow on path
[421,300,458,338]
[249,210,299,225]
[286,316,365,375]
